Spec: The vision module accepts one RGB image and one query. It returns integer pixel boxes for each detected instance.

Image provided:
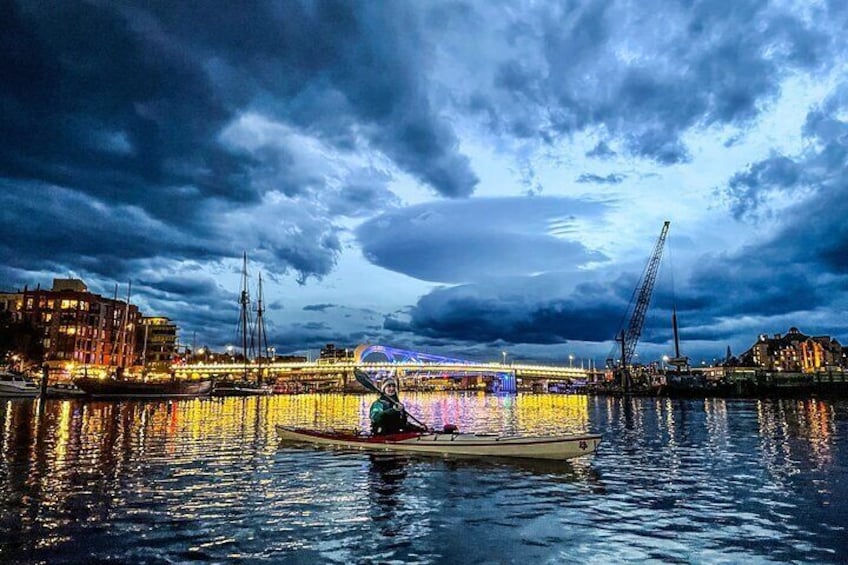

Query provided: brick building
[21,279,139,373]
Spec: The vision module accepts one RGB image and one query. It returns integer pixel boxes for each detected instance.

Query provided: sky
[2,0,847,367]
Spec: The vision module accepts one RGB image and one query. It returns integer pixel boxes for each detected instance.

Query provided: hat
[381,378,398,392]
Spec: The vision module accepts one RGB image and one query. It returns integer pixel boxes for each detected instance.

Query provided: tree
[0,311,44,369]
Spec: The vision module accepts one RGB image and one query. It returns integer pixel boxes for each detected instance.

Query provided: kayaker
[369,378,426,435]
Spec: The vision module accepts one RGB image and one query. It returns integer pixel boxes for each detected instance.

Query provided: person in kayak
[369,378,426,435]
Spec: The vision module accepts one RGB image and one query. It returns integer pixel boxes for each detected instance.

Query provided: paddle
[353,368,431,432]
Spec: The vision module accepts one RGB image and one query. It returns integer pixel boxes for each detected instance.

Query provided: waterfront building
[20,278,140,375]
[136,316,178,372]
[741,327,846,372]
[318,343,354,364]
[0,292,23,321]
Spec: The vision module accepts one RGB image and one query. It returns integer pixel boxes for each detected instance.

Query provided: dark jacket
[369,395,423,435]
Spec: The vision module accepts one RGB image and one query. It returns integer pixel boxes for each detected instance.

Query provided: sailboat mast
[256,272,269,385]
[115,281,131,376]
[672,306,681,359]
[240,252,250,382]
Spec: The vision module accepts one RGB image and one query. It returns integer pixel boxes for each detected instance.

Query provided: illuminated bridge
[174,344,598,393]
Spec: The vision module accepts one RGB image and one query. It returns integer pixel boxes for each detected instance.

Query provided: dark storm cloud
[0,180,342,288]
[303,304,337,312]
[389,271,633,350]
[145,1,478,198]
[1,1,477,206]
[459,0,845,164]
[136,276,223,301]
[357,197,611,283]
[0,2,248,217]
[722,82,848,271]
[724,155,804,220]
[325,170,401,218]
[576,173,624,185]
[0,182,197,279]
[659,88,848,354]
[586,142,616,159]
[0,0,478,294]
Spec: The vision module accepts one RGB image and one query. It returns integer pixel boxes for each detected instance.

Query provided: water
[1,393,846,563]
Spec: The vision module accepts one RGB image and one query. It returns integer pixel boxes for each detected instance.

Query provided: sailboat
[74,282,212,398]
[212,255,272,396]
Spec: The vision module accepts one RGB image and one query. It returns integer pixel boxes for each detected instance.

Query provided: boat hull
[0,372,40,397]
[0,384,39,397]
[46,384,87,398]
[276,426,601,460]
[74,377,213,398]
[212,381,273,397]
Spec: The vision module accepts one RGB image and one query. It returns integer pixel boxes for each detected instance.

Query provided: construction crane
[608,221,670,390]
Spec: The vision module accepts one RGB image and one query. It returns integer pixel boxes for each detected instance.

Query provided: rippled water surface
[1,393,846,563]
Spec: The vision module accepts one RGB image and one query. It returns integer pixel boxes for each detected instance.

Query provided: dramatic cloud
[2,1,847,363]
[398,274,626,344]
[357,197,611,283]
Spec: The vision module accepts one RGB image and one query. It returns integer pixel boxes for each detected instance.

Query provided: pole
[40,364,49,398]
[620,330,629,392]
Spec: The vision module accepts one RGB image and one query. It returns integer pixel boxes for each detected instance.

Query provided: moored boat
[0,371,40,397]
[276,426,601,460]
[46,382,87,398]
[74,376,212,398]
[212,379,273,397]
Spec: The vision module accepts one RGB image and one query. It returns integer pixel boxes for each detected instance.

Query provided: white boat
[46,382,87,398]
[276,426,601,461]
[0,371,40,397]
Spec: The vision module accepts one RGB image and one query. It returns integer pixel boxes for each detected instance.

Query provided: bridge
[173,344,599,393]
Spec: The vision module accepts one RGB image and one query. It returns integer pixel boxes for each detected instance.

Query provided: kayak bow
[276,426,601,461]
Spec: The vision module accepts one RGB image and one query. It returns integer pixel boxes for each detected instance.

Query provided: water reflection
[0,394,846,563]
[367,453,409,538]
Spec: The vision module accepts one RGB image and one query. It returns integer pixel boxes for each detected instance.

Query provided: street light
[569,354,574,368]
[502,351,507,365]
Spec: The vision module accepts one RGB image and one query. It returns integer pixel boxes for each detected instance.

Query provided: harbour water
[1,393,846,563]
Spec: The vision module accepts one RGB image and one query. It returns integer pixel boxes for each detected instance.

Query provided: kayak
[276,425,601,460]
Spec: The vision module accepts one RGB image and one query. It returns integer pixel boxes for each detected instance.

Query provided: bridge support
[496,371,517,393]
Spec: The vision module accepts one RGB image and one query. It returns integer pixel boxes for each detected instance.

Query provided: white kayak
[276,425,601,460]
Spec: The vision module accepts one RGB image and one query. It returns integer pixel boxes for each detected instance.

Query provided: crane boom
[619,221,670,367]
